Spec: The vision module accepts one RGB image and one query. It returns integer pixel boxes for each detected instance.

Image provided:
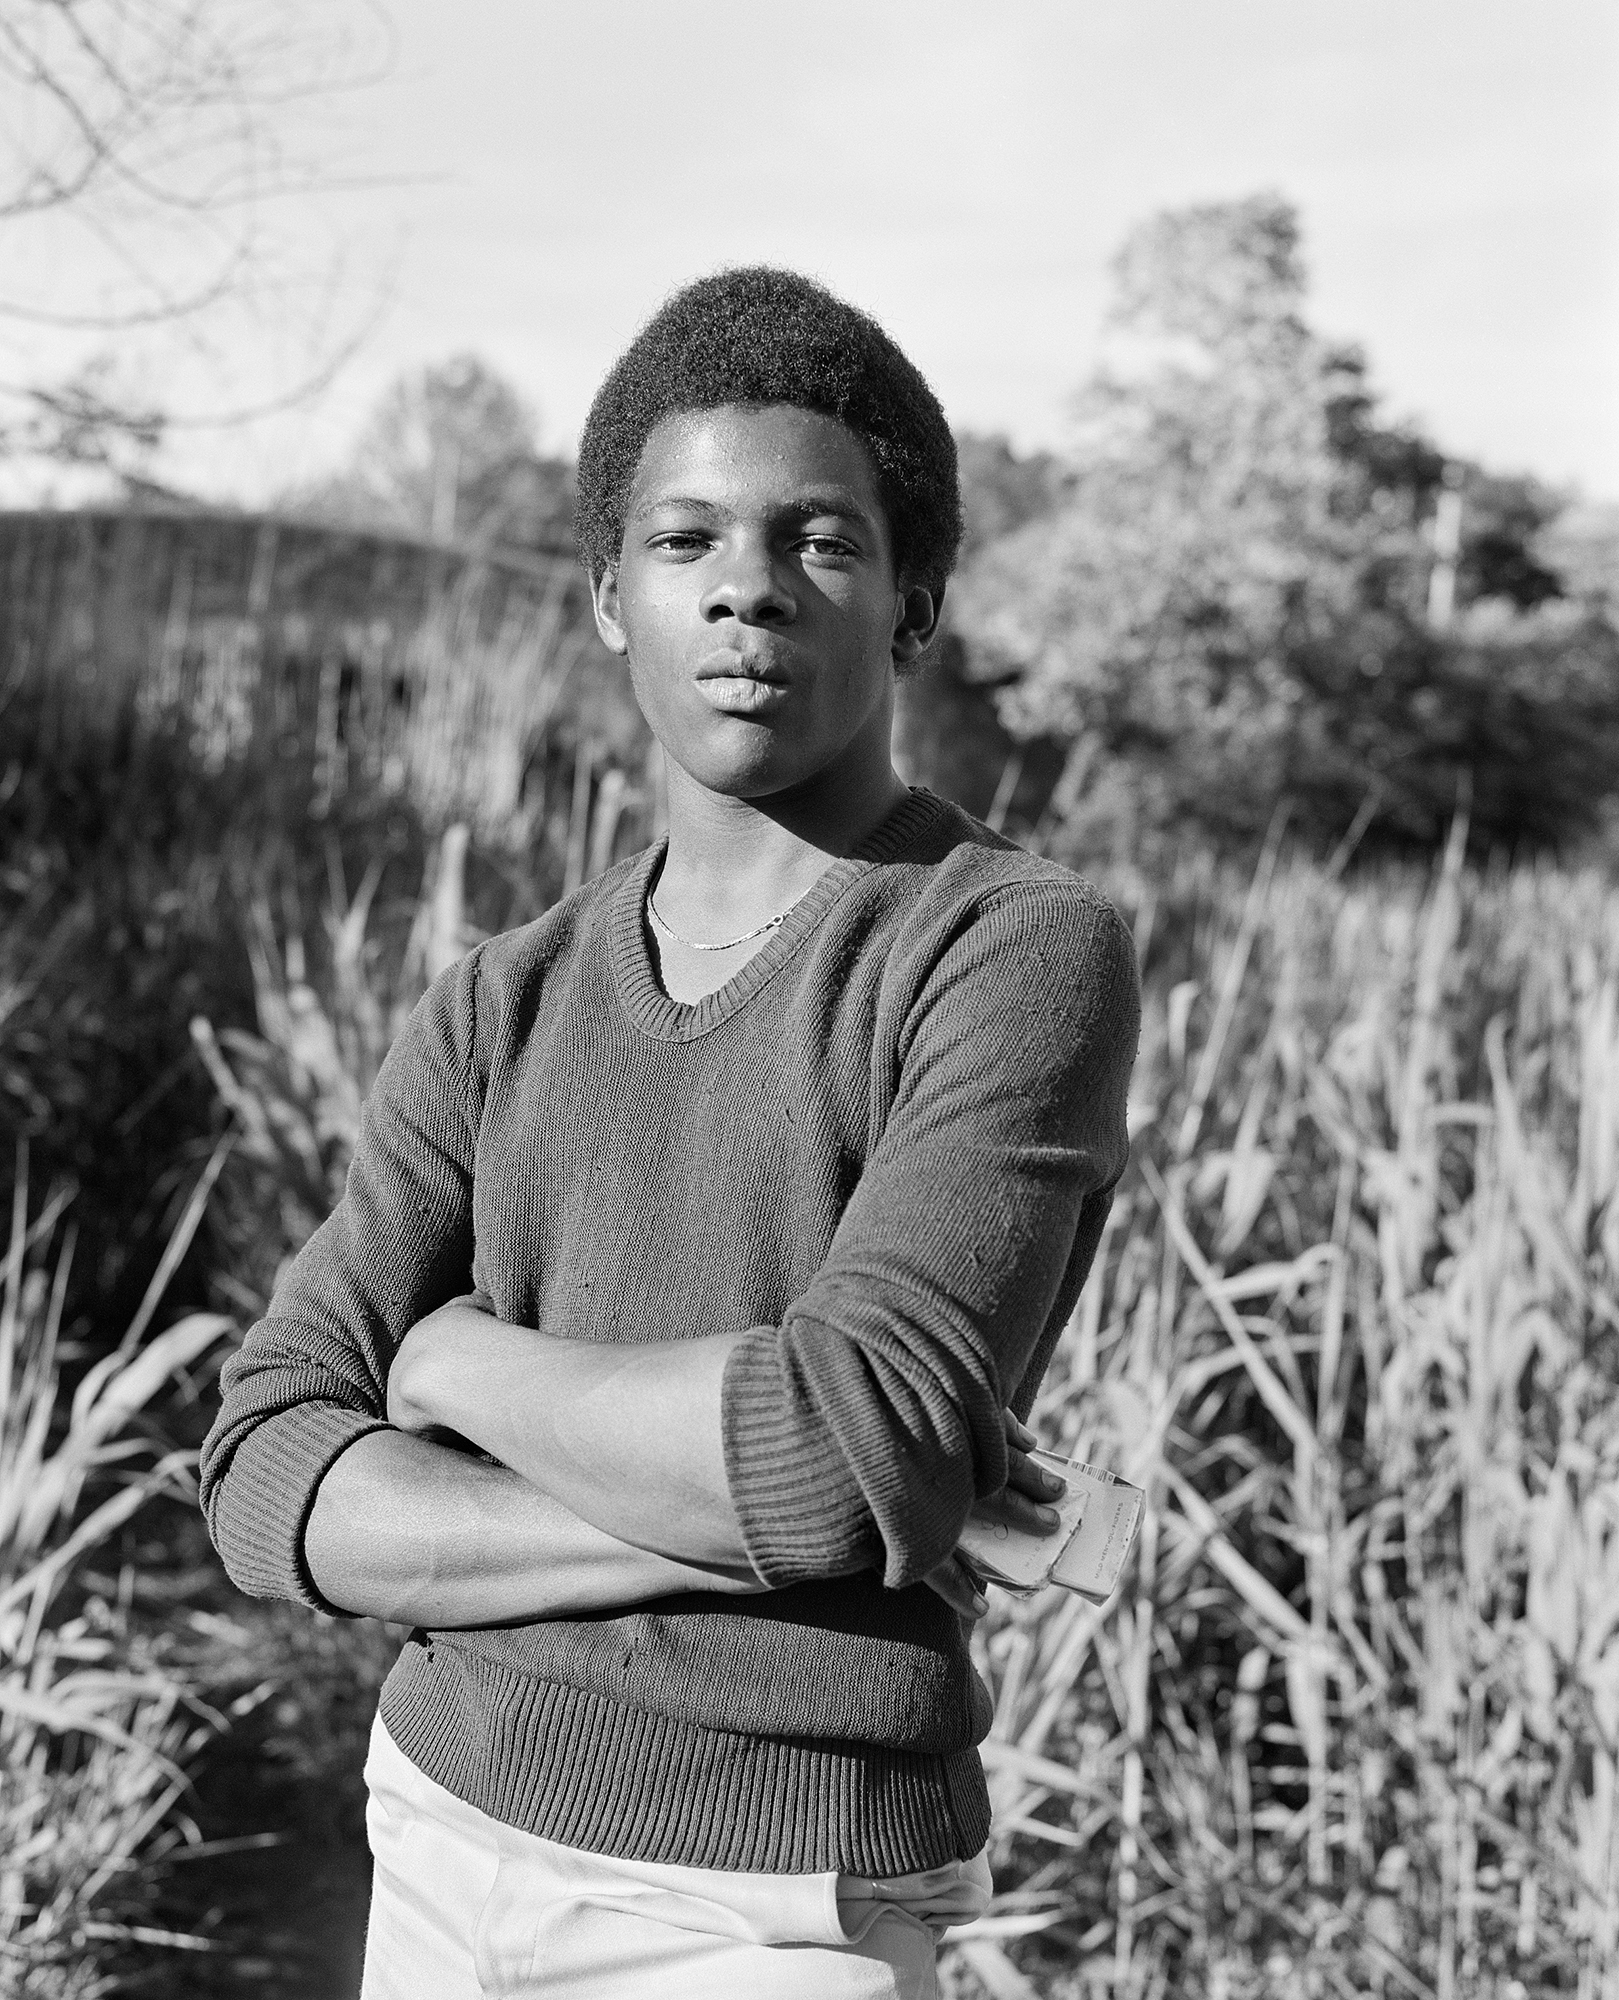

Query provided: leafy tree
[1456,472,1564,609]
[1275,599,1619,849]
[952,195,1619,858]
[1540,500,1619,611]
[959,199,1356,737]
[955,432,1069,563]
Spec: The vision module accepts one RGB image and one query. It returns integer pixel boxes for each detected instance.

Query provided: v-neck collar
[610,788,946,1042]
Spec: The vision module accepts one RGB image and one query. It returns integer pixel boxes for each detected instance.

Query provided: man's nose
[699,543,796,625]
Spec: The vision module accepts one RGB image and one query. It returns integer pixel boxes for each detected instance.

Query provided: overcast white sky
[6,0,1617,500]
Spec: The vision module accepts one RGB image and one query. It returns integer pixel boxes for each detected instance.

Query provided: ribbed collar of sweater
[611,786,947,1042]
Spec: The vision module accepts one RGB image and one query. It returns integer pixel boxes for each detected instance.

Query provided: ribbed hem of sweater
[378,1635,992,1876]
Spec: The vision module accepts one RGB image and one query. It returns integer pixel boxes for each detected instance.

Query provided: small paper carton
[956,1449,1144,1604]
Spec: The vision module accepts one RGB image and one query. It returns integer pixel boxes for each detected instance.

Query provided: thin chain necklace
[646,885,808,953]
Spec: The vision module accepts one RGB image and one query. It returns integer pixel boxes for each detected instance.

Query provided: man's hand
[387,1299,485,1437]
[978,1407,1070,1535]
[924,1408,1068,1620]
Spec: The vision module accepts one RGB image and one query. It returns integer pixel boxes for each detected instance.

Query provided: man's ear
[592,566,629,656]
[892,582,943,668]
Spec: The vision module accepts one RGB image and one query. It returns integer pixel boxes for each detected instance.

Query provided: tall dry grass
[191,762,650,1318]
[191,820,505,1319]
[950,826,1619,1999]
[0,1152,234,1996]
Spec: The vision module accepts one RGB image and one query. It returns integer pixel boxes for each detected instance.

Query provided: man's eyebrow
[629,494,725,524]
[630,492,874,527]
[782,493,874,526]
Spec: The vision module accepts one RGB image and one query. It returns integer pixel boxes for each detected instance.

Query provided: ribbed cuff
[721,1325,878,1589]
[208,1403,392,1614]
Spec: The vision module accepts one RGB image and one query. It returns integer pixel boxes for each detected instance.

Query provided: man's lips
[694,656,789,686]
[693,657,793,715]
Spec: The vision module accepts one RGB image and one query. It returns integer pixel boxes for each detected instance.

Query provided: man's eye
[800,535,855,560]
[651,532,708,555]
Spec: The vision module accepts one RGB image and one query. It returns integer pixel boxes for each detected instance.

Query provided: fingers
[923,1555,989,1622]
[995,1409,1066,1531]
[1002,1408,1038,1451]
[1006,1446,1067,1505]
[1002,1410,1065,1494]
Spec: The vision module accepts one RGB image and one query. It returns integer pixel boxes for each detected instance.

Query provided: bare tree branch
[0,0,399,466]
[0,1,395,297]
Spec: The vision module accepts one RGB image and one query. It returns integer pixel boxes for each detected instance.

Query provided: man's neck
[656,751,910,937]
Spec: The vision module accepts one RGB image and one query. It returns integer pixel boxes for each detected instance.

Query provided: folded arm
[386,1311,1062,1613]
[385,1313,746,1566]
[203,885,1136,1619]
[302,1428,763,1626]
[388,884,1139,1596]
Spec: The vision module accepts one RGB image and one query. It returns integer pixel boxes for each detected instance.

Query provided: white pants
[360,1716,992,1999]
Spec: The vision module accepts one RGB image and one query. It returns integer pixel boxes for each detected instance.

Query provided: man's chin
[658,705,893,813]
[666,743,827,807]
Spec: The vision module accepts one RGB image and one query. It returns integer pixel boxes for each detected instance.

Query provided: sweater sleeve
[198,950,483,1611]
[721,883,1139,1592]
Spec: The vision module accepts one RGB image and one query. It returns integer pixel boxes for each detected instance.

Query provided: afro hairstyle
[575,267,962,596]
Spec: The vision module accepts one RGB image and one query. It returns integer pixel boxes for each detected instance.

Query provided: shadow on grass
[102,1512,399,1999]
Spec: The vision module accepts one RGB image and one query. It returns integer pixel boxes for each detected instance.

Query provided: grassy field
[958,828,1619,1997]
[4,748,1617,1993]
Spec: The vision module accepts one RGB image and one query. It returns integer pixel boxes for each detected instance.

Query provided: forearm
[303,1427,762,1624]
[389,1312,752,1569]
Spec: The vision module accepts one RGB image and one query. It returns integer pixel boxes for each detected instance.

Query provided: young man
[200,268,1140,1999]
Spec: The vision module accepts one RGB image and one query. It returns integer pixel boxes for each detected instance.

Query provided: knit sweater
[199,788,1140,1876]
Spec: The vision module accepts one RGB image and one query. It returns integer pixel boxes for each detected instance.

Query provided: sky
[4,0,1617,502]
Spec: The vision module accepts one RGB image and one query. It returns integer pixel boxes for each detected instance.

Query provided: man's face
[593,403,937,800]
